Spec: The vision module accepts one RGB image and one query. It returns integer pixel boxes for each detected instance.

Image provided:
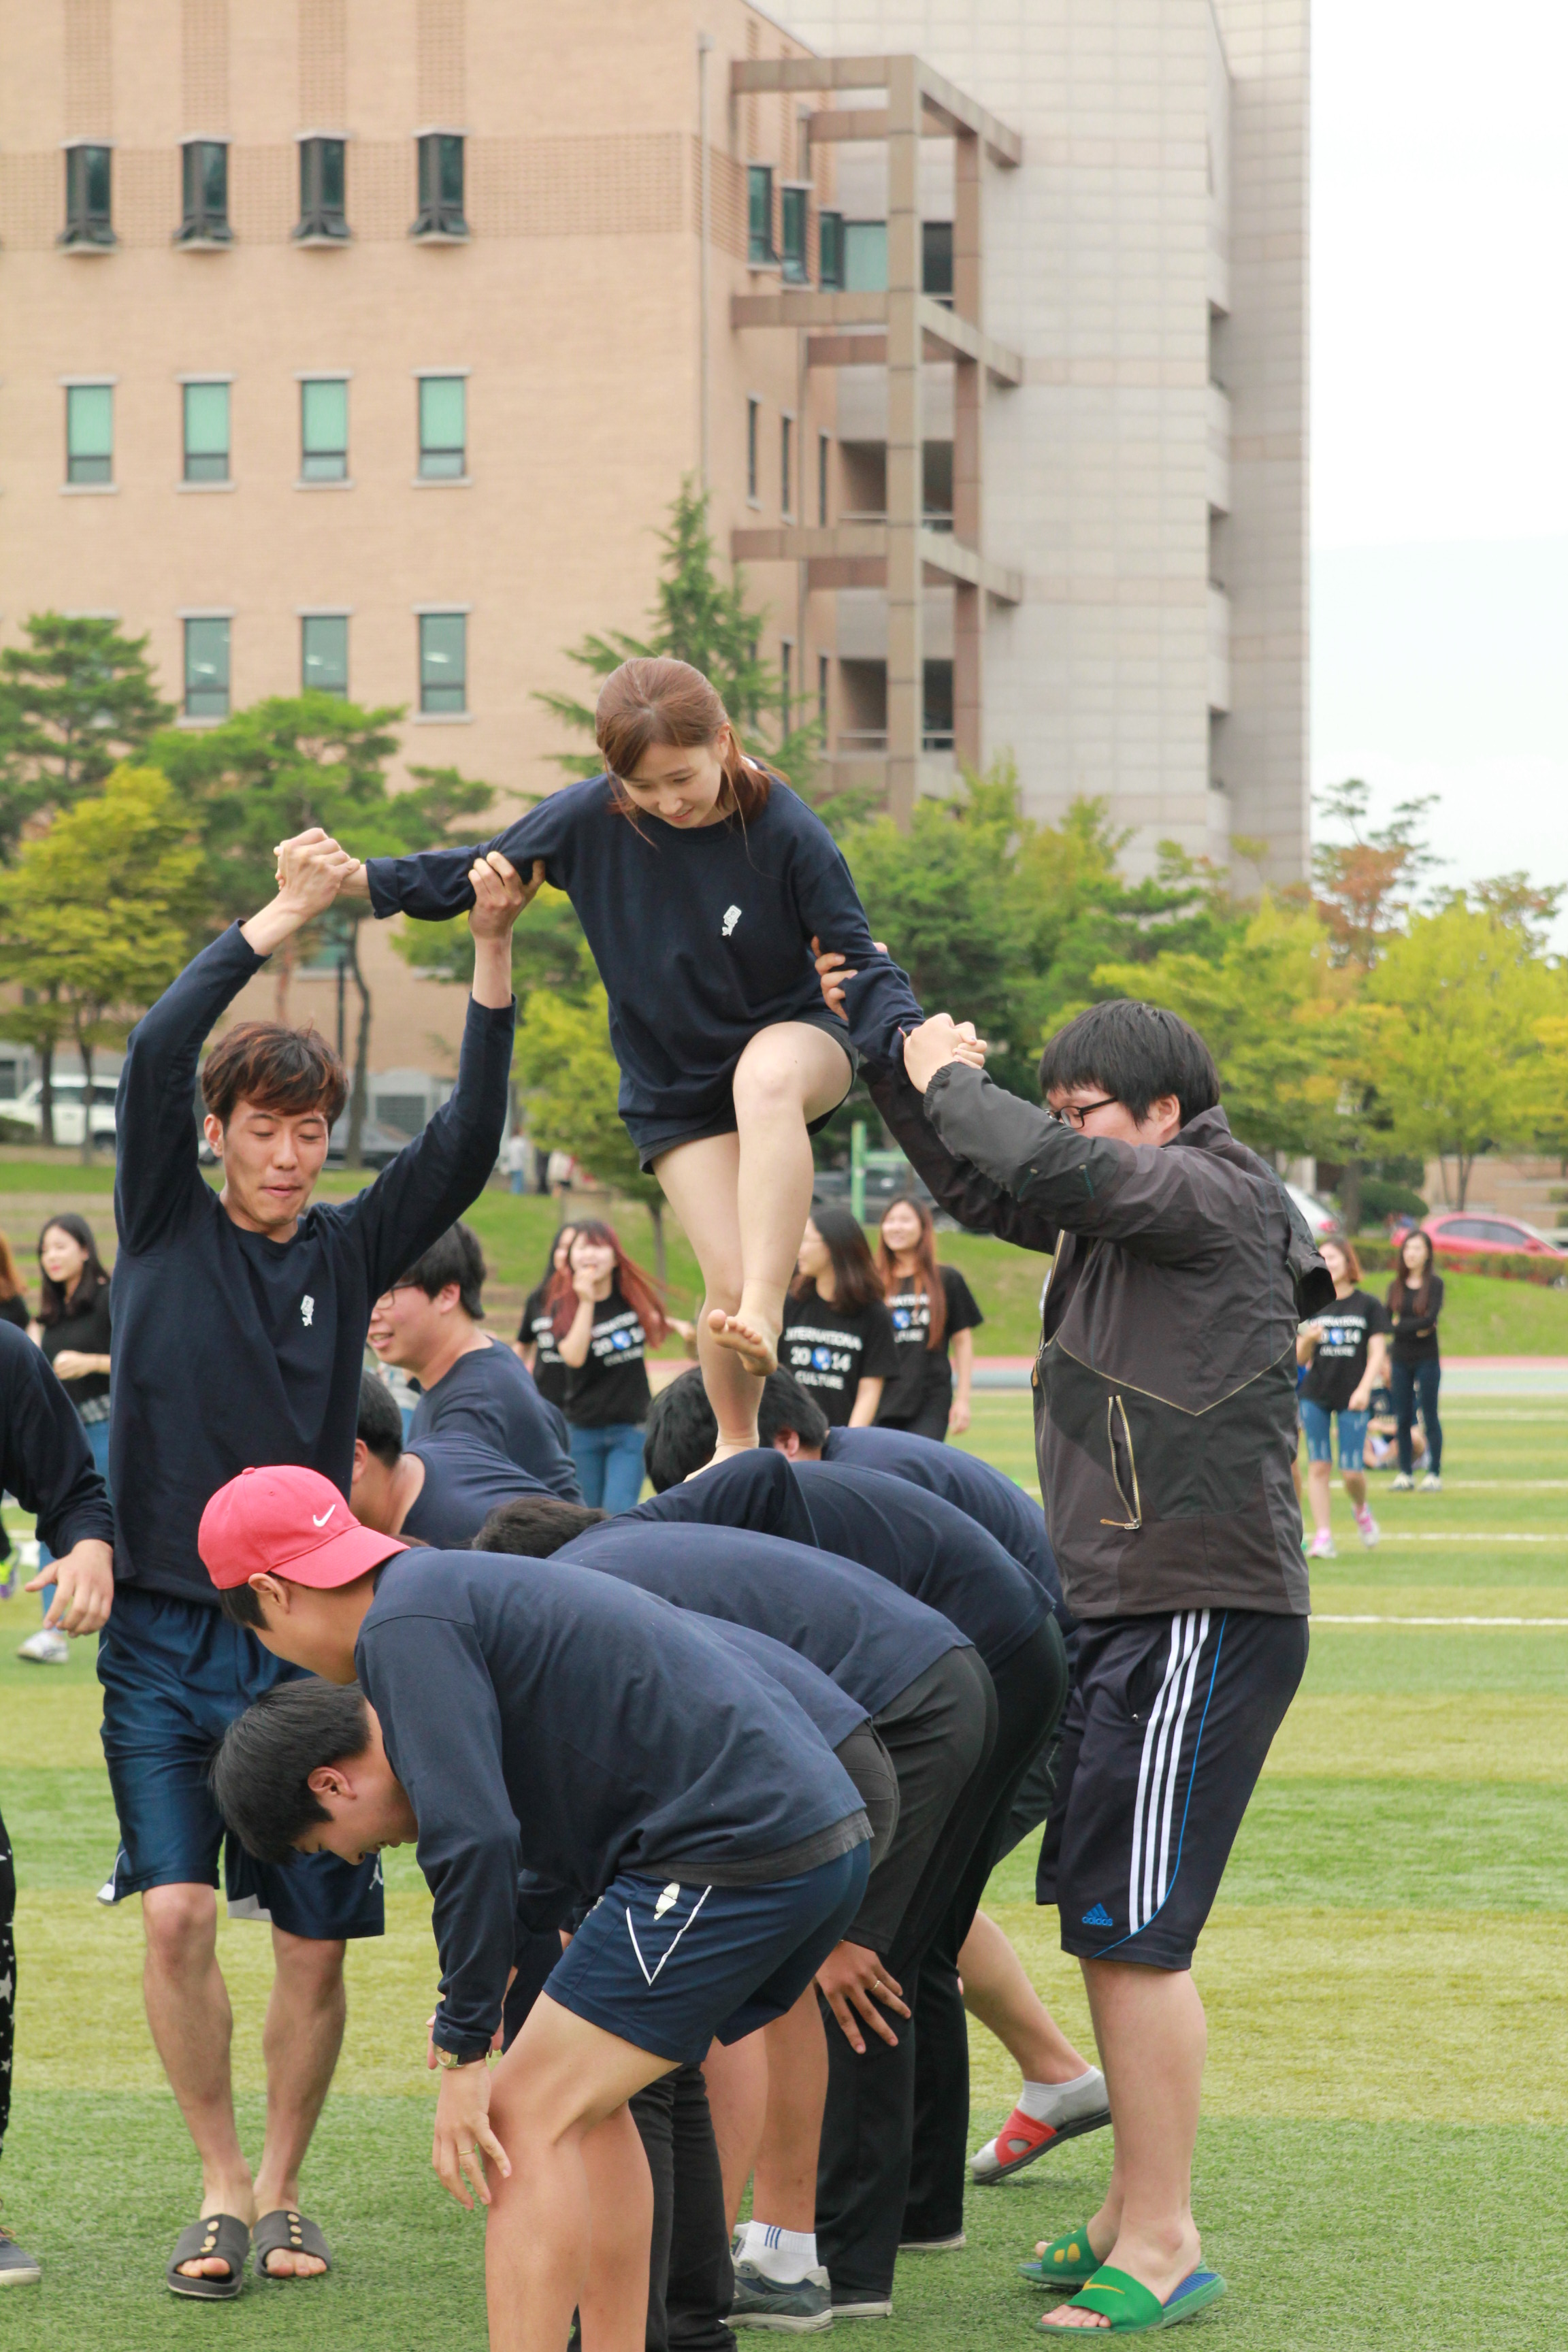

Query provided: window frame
[780,412,794,519]
[299,375,350,483]
[413,131,468,239]
[178,140,231,244]
[817,429,830,527]
[300,611,350,699]
[780,182,810,284]
[182,614,232,721]
[747,164,776,267]
[780,638,794,719]
[65,382,114,487]
[181,378,231,485]
[921,219,955,304]
[417,609,469,716]
[296,135,349,242]
[817,208,844,290]
[746,396,761,506]
[416,372,468,480]
[62,142,114,248]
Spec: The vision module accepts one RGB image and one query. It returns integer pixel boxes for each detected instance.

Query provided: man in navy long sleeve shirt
[99,830,525,2300]
[0,1325,114,2287]
[199,1465,870,2352]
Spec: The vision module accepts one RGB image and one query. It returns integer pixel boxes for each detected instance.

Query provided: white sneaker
[16,1629,68,1665]
[1420,1473,1442,1492]
[1389,1473,1414,1492]
[1355,1506,1380,1550]
[1308,1530,1337,1559]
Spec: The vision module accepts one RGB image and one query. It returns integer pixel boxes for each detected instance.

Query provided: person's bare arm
[556,1290,597,1370]
[27,1537,114,1636]
[468,854,542,1009]
[949,1326,975,1435]
[848,1376,883,1428]
[48,1350,111,1382]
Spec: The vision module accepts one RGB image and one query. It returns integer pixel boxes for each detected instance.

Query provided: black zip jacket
[870,1060,1333,1622]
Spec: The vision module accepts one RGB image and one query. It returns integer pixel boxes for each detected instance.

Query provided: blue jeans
[37,1413,111,1617]
[568,1421,647,1514]
[1299,1399,1369,1471]
[1390,1358,1441,1476]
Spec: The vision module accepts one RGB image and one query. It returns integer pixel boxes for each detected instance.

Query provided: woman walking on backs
[874,1194,983,1440]
[781,1205,899,1429]
[1387,1226,1444,1493]
[550,1219,666,1513]
[347,657,921,1457]
[19,1214,112,1663]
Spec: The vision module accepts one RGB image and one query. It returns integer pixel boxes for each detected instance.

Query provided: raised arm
[791,828,924,1073]
[865,1054,1062,1255]
[348,794,572,924]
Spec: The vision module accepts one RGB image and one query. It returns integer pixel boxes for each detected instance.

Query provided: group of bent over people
[0,656,1333,2347]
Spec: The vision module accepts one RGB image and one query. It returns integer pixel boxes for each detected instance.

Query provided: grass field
[1,1392,1565,2349]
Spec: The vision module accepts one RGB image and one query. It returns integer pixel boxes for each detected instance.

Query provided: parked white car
[7,1076,118,1147]
[1285,1182,1339,1238]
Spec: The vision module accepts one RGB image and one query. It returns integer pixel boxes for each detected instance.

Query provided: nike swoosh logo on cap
[312,1509,335,1527]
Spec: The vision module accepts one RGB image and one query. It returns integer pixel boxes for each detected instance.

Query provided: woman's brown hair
[544,1218,668,1348]
[36,1213,110,1325]
[594,658,773,823]
[789,1204,885,1317]
[1322,1232,1362,1285]
[877,1196,946,1350]
[1388,1225,1435,1318]
[0,1228,23,1305]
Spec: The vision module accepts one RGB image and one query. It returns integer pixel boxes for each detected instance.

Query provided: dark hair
[539,1225,578,1287]
[209,1680,372,1864]
[0,1229,23,1305]
[1036,1001,1221,1128]
[1321,1232,1362,1285]
[473,1496,608,1555]
[641,1366,716,1491]
[595,657,772,822]
[791,1203,884,1315]
[544,1218,668,1347]
[217,1580,266,1628]
[757,1369,830,1454]
[876,1196,946,1350]
[357,1369,404,1467]
[1388,1226,1435,1319]
[35,1212,110,1326]
[393,1222,487,1320]
[201,1020,348,1130]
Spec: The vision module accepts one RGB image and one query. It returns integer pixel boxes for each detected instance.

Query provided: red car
[1422,1211,1568,1261]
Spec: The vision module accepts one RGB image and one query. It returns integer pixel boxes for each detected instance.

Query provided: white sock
[1016,2067,1105,2125]
[741,2221,819,2285]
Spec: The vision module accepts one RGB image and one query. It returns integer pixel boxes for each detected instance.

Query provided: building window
[818,652,830,728]
[843,220,887,292]
[297,137,348,241]
[419,612,467,713]
[184,618,230,719]
[781,414,793,517]
[300,378,348,480]
[781,639,793,717]
[817,431,830,527]
[65,385,113,485]
[922,220,954,304]
[62,144,114,247]
[747,165,775,265]
[922,657,954,752]
[419,376,467,477]
[301,615,348,697]
[414,133,468,237]
[819,209,843,290]
[179,141,231,242]
[746,397,760,504]
[182,382,230,483]
[781,184,808,284]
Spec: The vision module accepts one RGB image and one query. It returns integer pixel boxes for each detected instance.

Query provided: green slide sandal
[1020,2227,1100,2289]
[1039,2266,1226,2336]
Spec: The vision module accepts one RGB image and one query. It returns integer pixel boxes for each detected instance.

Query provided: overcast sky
[1311,0,1568,917]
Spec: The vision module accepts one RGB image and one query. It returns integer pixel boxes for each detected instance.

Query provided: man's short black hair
[1036,1000,1221,1128]
[357,1369,404,1467]
[217,1580,267,1629]
[473,1496,608,1555]
[642,1367,717,1491]
[393,1221,487,1320]
[757,1370,830,1454]
[210,1680,372,1865]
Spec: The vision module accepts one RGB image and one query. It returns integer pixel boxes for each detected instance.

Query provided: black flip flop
[254,2208,331,2281]
[167,2212,250,2300]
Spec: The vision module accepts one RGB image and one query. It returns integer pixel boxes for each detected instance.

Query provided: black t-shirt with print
[781,1288,899,1427]
[518,1283,570,1409]
[876,1264,983,1426]
[40,1275,113,1408]
[1301,1288,1391,1413]
[563,1279,652,1431]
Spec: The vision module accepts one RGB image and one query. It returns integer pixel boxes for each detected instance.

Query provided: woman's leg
[1390,1362,1416,1477]
[1420,1361,1443,1475]
[601,1426,648,1516]
[569,1424,608,1509]
[710,1024,852,1378]
[653,1134,755,1454]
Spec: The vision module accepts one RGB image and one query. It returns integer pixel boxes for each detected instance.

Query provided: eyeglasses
[1047,1097,1118,1130]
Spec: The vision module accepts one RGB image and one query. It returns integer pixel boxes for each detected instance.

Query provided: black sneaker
[830,2293,892,2319]
[0,2229,41,2285]
[731,2261,833,2332]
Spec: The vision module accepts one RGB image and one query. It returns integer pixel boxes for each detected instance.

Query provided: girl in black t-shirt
[546,1220,668,1513]
[22,1214,112,1661]
[1386,1226,1444,1492]
[873,1195,983,1441]
[1296,1235,1390,1560]
[515,1225,578,1411]
[781,1204,898,1428]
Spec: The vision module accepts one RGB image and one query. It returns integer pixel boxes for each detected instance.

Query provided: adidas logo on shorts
[1081,1903,1113,1928]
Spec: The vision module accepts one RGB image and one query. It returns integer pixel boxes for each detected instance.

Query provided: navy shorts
[1037,1607,1307,1970]
[634,1014,857,1173]
[542,1844,869,2064]
[98,1584,383,1942]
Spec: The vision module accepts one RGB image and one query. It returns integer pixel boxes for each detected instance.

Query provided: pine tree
[0,614,174,855]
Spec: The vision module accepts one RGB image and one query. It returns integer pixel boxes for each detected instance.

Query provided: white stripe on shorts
[1127,1610,1211,1933]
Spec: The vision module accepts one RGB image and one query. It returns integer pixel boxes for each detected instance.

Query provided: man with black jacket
[867,993,1332,2337]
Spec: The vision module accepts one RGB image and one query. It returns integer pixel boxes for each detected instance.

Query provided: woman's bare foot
[1038,2224,1201,2332]
[706,1306,779,1377]
[685,1437,758,1478]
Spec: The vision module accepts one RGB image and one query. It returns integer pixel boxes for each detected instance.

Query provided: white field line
[1395,1479,1568,1488]
[1316,1614,1568,1627]
[1361,1532,1568,1542]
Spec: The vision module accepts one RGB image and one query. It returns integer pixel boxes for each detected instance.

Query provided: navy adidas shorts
[98,1584,383,1942]
[1037,1607,1307,1970]
[542,1844,869,2064]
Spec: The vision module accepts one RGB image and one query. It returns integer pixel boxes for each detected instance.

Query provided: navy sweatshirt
[110,926,514,1603]
[625,1446,818,1548]
[0,1322,114,1556]
[399,1435,549,1549]
[365,776,923,1144]
[557,1517,968,1718]
[408,1341,581,1501]
[822,1426,1071,1631]
[789,1460,1045,1674]
[355,1550,866,2057]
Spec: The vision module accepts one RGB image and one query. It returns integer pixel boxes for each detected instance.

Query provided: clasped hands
[271,828,545,939]
[811,938,987,1094]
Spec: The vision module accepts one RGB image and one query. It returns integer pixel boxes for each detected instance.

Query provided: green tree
[536,480,826,808]
[0,614,174,856]
[511,982,672,1281]
[150,697,494,1163]
[1311,778,1441,969]
[0,767,203,1162]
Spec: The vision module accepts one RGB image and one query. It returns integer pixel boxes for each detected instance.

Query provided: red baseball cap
[199,1465,406,1593]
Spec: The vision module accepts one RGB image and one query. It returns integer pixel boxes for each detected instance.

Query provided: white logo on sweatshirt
[721,904,742,938]
[655,1883,681,1919]
[301,1294,315,1327]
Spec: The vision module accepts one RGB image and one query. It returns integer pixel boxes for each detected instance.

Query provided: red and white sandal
[970,2097,1111,2183]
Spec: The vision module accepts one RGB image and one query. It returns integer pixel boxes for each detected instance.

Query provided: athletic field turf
[1,1390,1563,2348]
